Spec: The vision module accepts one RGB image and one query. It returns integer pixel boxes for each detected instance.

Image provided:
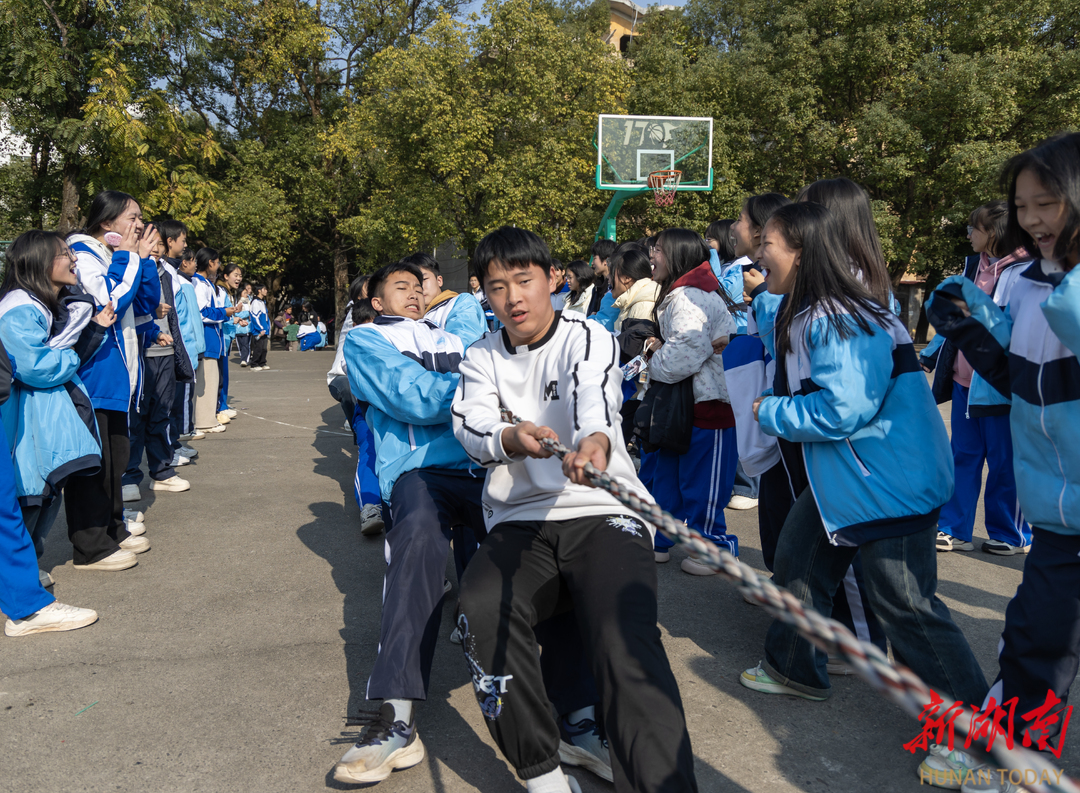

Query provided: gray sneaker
[334,703,425,784]
[360,503,384,536]
[558,715,613,783]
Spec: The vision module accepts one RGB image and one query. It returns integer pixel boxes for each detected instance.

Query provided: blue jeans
[763,489,989,704]
[732,460,760,499]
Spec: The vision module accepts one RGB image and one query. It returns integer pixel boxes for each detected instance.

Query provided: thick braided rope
[519,419,1076,792]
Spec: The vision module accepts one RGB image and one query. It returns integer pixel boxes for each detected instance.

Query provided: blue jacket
[920,254,1027,416]
[193,273,228,359]
[592,291,620,332]
[170,269,206,361]
[344,316,476,503]
[757,301,953,545]
[70,239,158,412]
[248,298,270,336]
[0,291,103,503]
[234,297,251,336]
[926,259,1080,537]
[423,292,487,348]
[710,250,749,334]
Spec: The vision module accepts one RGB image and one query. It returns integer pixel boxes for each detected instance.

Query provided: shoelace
[343,709,400,743]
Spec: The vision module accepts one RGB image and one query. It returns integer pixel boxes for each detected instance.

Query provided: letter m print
[543,380,560,401]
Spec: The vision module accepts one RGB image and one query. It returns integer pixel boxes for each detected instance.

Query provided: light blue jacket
[0,292,102,503]
[710,250,749,334]
[344,316,477,503]
[757,301,953,545]
[927,260,1080,536]
[591,291,619,332]
[424,292,487,348]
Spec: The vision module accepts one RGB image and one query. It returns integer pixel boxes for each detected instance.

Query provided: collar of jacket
[670,261,720,292]
[614,277,660,310]
[425,289,458,314]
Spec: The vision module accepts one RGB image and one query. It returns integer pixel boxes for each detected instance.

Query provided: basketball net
[647,169,682,207]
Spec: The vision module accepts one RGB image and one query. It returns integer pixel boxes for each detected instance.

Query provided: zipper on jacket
[1037,356,1070,529]
[800,444,840,546]
[846,439,872,477]
[408,424,417,452]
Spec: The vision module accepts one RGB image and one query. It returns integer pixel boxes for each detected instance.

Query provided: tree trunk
[57,159,81,234]
[333,242,349,338]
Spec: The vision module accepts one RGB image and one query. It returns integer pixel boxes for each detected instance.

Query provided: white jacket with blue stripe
[927,259,1080,536]
[757,301,954,545]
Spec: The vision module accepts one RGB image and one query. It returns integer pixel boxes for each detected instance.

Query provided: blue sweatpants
[0,421,54,621]
[351,406,381,510]
[651,425,739,555]
[939,382,1030,546]
[217,355,230,413]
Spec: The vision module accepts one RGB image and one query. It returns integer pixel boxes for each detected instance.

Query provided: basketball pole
[595,189,643,242]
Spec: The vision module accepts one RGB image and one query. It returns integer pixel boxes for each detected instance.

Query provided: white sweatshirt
[452,312,655,536]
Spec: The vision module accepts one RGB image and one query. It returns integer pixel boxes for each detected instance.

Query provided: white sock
[384,698,413,723]
[525,767,573,793]
[565,705,595,725]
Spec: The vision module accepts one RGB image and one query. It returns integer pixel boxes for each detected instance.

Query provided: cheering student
[738,202,988,714]
[451,226,698,793]
[919,132,1080,787]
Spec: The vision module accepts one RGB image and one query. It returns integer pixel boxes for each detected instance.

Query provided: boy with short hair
[452,227,698,793]
[333,261,488,786]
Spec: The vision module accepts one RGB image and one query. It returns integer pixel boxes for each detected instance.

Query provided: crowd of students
[326,131,1080,793]
[0,189,270,636]
[3,129,1078,793]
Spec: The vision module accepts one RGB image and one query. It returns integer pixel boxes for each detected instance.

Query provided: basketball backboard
[596,114,713,191]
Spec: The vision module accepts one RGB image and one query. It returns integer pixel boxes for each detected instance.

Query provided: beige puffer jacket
[613,278,660,331]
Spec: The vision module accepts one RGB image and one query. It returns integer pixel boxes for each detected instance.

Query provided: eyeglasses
[54,250,76,262]
[966,226,975,235]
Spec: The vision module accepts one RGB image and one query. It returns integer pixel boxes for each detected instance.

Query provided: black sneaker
[333,703,425,785]
[557,715,613,783]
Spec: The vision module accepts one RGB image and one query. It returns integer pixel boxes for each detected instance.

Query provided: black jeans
[763,489,989,704]
[64,409,131,565]
[457,514,697,791]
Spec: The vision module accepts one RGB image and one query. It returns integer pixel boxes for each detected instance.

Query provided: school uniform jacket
[757,301,953,546]
[248,298,270,338]
[452,311,655,535]
[193,273,227,359]
[424,291,487,348]
[0,290,104,503]
[927,259,1080,537]
[162,260,205,363]
[69,236,159,412]
[344,315,476,503]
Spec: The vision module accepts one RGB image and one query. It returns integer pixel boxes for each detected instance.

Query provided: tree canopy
[2,0,1078,311]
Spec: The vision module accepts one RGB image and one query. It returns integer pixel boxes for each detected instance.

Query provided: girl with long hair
[645,228,739,574]
[562,260,596,315]
[739,202,987,718]
[919,132,1080,780]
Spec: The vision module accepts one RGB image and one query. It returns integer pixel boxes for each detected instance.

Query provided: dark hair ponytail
[705,219,737,262]
[608,246,652,285]
[0,230,67,316]
[770,203,892,358]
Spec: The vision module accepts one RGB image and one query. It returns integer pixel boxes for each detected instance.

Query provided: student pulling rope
[507,413,1078,793]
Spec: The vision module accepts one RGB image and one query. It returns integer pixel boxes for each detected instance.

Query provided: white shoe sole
[150,481,190,493]
[332,735,426,784]
[74,553,138,572]
[5,610,98,637]
[558,741,614,783]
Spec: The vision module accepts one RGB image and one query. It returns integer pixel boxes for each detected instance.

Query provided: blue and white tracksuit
[343,314,485,701]
[709,250,749,334]
[423,292,487,349]
[921,255,1030,547]
[928,258,1080,747]
[193,274,227,360]
[167,264,204,441]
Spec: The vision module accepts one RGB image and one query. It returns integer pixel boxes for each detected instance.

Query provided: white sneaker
[558,715,613,783]
[240,361,248,367]
[150,476,190,493]
[175,444,198,459]
[681,557,717,576]
[121,484,141,502]
[73,549,138,571]
[221,408,238,418]
[655,550,670,563]
[123,508,145,522]
[125,520,146,537]
[38,569,54,588]
[360,504,384,536]
[215,412,231,425]
[5,601,99,636]
[727,495,759,510]
[334,703,425,784]
[196,424,226,434]
[918,743,985,789]
[119,535,151,554]
[740,661,827,701]
[170,453,191,467]
[180,430,206,441]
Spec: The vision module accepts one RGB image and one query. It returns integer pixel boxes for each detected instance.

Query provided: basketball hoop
[647,170,682,207]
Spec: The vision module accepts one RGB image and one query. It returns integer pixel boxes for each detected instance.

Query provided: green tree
[330,0,632,264]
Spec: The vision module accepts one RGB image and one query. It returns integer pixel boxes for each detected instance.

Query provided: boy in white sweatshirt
[451,226,698,793]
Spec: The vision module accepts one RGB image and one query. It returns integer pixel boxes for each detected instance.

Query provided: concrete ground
[2,348,1071,793]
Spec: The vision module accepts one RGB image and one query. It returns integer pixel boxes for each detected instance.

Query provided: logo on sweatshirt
[607,516,642,537]
[543,380,560,401]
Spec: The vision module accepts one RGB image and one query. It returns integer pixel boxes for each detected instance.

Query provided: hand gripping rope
[508,414,1077,793]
